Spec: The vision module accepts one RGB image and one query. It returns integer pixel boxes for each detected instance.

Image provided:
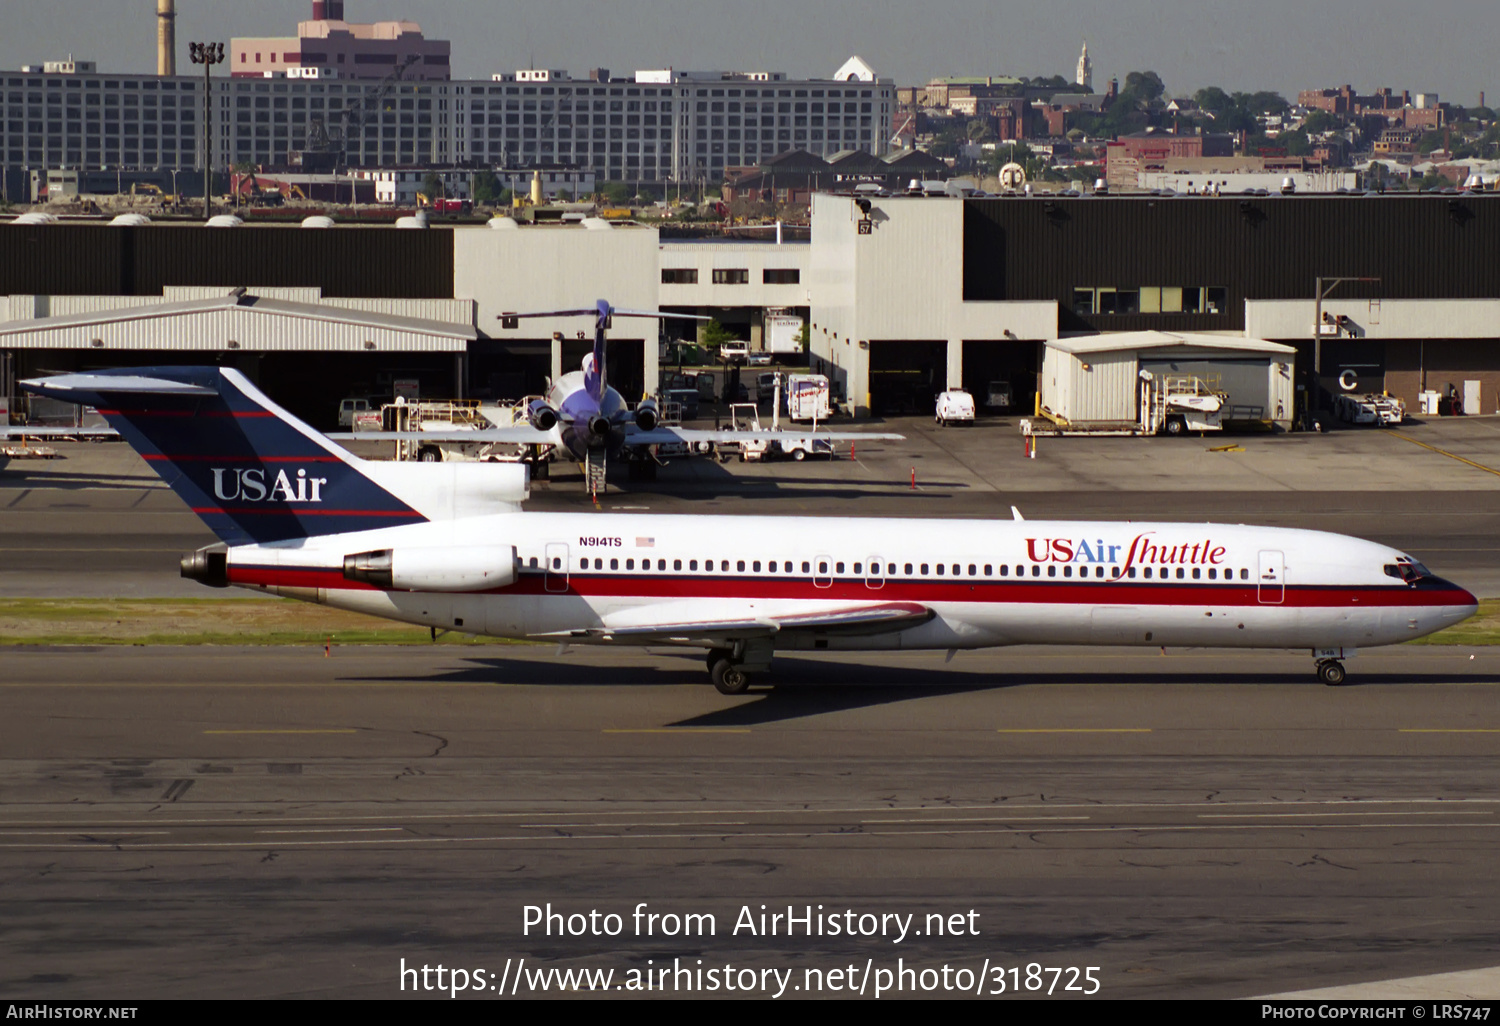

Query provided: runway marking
[1198,811,1493,819]
[202,729,359,735]
[253,827,404,835]
[996,728,1152,734]
[0,830,172,836]
[519,821,751,829]
[860,816,1092,824]
[2,797,1493,830]
[602,728,752,734]
[1,821,1497,850]
[1399,728,1500,733]
[1392,434,1500,478]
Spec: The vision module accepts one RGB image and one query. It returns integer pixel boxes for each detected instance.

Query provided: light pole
[189,41,225,219]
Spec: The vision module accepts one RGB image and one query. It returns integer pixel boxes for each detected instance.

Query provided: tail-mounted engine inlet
[343,549,394,589]
[180,544,230,588]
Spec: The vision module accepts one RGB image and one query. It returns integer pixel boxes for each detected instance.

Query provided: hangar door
[471,340,552,401]
[562,337,645,403]
[869,340,945,415]
[1140,356,1274,422]
[962,340,1038,414]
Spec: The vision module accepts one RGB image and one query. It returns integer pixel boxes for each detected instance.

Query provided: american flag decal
[636,537,655,548]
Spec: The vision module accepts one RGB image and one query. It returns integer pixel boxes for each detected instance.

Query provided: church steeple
[1076,41,1093,93]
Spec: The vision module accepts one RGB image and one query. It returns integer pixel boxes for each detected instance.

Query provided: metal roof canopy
[0,292,476,352]
[1047,330,1296,356]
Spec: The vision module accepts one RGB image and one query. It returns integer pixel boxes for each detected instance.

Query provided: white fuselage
[222,513,1477,654]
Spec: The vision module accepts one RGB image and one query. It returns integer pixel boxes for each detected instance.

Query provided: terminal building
[3,194,1499,428]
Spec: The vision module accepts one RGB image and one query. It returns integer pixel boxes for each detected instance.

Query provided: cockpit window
[1384,560,1433,583]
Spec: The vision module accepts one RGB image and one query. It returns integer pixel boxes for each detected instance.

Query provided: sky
[1,0,1494,105]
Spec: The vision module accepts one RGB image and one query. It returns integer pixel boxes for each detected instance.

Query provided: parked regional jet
[22,366,1478,693]
[331,300,902,481]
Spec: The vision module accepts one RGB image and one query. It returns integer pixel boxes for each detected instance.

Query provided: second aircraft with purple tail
[336,300,902,466]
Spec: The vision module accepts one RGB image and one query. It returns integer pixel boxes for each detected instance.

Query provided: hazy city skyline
[1,0,1493,105]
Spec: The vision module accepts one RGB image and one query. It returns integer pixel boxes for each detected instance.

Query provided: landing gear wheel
[711,658,750,695]
[1317,659,1347,686]
[706,647,730,674]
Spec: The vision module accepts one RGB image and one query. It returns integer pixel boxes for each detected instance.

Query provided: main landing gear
[1316,659,1347,686]
[707,648,750,695]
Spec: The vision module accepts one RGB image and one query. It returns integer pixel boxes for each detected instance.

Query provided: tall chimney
[312,1,327,19]
[156,0,176,76]
[326,0,345,19]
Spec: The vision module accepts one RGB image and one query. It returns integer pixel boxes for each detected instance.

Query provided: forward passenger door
[1257,550,1284,605]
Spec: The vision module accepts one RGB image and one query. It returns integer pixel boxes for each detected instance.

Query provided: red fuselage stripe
[224,567,1472,609]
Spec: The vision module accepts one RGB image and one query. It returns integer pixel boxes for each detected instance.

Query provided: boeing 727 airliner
[23,366,1477,693]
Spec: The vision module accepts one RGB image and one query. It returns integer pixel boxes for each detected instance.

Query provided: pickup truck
[719,340,750,364]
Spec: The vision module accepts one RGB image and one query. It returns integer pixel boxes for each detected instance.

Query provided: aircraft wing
[627,427,905,446]
[327,426,561,445]
[570,600,934,644]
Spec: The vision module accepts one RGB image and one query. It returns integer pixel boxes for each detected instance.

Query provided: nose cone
[1433,577,1479,627]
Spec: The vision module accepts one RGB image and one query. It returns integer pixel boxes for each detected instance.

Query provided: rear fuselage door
[814,554,833,589]
[865,555,886,590]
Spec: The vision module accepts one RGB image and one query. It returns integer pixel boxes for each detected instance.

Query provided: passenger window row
[527,556,1253,581]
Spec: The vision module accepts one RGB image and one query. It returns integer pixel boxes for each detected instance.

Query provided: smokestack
[313,1,327,18]
[156,0,176,76]
[326,0,345,19]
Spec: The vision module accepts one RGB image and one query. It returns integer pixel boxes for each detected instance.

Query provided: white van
[935,390,976,426]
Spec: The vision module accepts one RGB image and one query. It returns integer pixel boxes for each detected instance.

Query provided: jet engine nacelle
[343,545,517,592]
[634,399,659,432]
[527,399,559,432]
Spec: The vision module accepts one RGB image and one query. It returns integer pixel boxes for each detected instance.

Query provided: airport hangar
[2,192,1499,426]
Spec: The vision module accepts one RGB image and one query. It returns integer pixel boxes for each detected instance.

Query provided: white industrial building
[1039,333,1296,432]
[8,193,1500,427]
[0,59,894,191]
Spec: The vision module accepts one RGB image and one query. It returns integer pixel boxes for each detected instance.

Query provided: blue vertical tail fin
[21,367,427,545]
[587,298,611,402]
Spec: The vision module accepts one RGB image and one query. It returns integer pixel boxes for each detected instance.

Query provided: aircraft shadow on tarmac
[0,468,165,491]
[338,653,1500,726]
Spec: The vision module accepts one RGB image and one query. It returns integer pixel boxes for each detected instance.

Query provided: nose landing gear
[1316,659,1347,686]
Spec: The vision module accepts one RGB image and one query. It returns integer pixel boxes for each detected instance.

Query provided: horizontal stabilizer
[21,372,218,399]
[0,426,118,438]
